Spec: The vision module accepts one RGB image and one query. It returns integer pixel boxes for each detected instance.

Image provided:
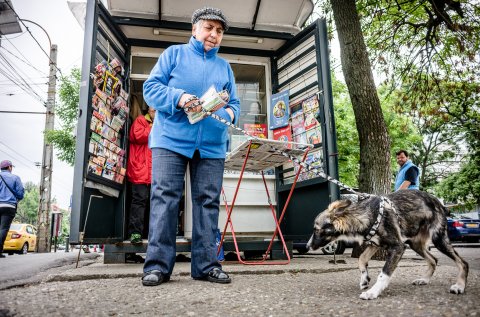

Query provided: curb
[45,261,422,283]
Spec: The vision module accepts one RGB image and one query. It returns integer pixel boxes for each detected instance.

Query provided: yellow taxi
[3,223,37,254]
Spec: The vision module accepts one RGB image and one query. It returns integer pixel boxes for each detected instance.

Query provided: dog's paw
[412,278,429,286]
[359,290,379,300]
[360,278,370,290]
[359,273,370,289]
[449,284,465,294]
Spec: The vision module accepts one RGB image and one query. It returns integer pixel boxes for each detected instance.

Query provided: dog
[306,189,469,300]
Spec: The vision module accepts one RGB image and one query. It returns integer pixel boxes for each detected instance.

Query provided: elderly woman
[141,7,240,286]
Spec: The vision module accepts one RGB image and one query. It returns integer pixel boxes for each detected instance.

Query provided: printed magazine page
[187,86,228,124]
[269,90,290,130]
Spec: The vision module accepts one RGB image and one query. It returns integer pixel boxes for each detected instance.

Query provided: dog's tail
[427,192,450,217]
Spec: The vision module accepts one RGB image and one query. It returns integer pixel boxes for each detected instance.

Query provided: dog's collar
[364,196,394,244]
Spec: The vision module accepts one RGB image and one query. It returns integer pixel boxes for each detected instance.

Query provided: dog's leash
[184,97,402,244]
[183,99,369,199]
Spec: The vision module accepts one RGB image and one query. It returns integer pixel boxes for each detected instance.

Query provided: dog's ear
[329,200,352,218]
[328,199,351,211]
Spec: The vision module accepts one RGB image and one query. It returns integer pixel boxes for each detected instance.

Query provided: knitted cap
[191,7,229,31]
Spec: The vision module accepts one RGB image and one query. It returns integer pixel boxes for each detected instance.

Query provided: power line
[0,82,47,86]
[0,110,46,114]
[0,67,45,104]
[0,45,48,76]
[0,141,73,191]
[0,77,47,83]
[0,50,48,104]
[0,55,47,105]
[0,140,40,168]
[0,147,73,199]
[3,1,63,77]
[0,146,41,175]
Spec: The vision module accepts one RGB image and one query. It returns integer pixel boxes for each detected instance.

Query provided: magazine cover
[244,123,267,139]
[305,149,324,179]
[303,111,319,130]
[88,160,103,176]
[293,132,307,144]
[273,125,292,143]
[291,109,306,136]
[269,90,290,130]
[302,95,320,116]
[306,127,322,145]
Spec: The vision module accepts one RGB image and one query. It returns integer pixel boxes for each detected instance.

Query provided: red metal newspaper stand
[218,138,312,265]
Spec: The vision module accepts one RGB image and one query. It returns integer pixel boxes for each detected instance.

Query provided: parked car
[3,223,37,255]
[447,215,480,242]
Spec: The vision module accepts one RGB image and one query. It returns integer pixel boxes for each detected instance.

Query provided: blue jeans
[144,148,225,278]
[0,207,16,254]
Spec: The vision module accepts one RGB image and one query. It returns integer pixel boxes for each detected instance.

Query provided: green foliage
[333,78,422,190]
[332,75,360,188]
[14,182,39,225]
[436,156,480,207]
[359,0,480,99]
[392,77,479,198]
[45,68,81,166]
[377,86,422,188]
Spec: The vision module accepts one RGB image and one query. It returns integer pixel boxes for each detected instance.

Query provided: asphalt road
[0,251,100,290]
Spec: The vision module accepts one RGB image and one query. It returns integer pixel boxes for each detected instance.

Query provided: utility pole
[37,44,57,253]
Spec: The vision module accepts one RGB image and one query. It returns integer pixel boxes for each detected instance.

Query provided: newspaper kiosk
[70,0,339,263]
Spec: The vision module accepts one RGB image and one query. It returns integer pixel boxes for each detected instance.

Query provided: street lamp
[19,18,58,253]
[2,0,58,253]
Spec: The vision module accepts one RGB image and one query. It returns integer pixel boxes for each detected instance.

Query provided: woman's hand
[178,93,203,112]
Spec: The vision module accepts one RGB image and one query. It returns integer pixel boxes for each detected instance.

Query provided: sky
[0,0,345,211]
[0,0,85,209]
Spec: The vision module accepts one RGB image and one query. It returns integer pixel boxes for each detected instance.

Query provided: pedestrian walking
[0,160,24,258]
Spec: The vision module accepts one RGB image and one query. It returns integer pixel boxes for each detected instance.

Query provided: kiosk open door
[70,0,131,245]
[271,20,340,252]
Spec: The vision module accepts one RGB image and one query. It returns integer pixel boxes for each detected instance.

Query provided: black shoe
[142,270,170,286]
[196,268,231,284]
[175,254,191,262]
[126,253,145,263]
[0,254,5,258]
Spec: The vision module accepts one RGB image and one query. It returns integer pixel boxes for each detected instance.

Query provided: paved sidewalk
[1,249,478,317]
[46,249,420,282]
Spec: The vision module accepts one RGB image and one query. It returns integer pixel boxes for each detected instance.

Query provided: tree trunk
[331,0,391,260]
[330,0,391,195]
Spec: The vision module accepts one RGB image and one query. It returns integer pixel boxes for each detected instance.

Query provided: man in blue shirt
[394,150,420,191]
[0,160,25,258]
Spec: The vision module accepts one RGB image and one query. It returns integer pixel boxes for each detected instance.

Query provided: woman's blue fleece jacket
[143,36,240,159]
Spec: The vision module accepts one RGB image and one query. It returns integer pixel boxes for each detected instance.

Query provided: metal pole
[76,195,103,268]
[36,44,58,253]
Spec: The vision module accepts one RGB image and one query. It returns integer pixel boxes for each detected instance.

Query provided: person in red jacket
[127,107,155,250]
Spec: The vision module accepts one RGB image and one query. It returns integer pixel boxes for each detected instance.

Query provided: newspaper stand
[219,138,312,265]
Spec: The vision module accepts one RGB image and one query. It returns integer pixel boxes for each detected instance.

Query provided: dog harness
[363,196,398,245]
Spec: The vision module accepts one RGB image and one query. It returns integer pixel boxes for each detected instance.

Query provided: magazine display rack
[219,138,313,265]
